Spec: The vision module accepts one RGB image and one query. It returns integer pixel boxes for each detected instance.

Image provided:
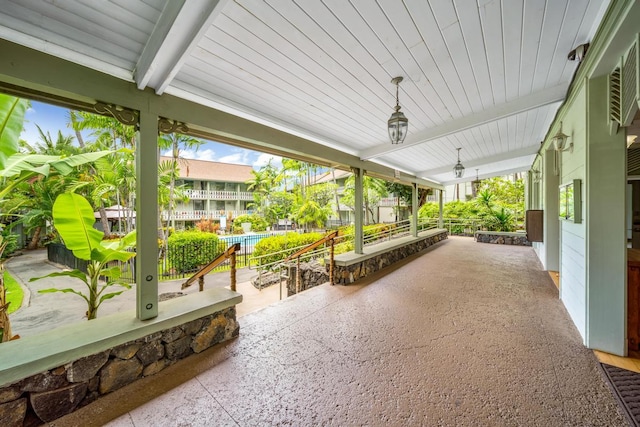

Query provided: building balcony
[161,210,250,221]
[377,197,406,207]
[184,189,253,201]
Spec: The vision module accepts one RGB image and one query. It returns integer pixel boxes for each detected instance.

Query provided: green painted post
[353,167,364,254]
[135,110,159,320]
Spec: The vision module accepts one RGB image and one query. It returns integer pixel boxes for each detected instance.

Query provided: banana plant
[31,193,136,320]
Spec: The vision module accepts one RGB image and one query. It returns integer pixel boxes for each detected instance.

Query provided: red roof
[159,156,253,183]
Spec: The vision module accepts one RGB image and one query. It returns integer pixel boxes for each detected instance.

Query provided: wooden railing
[181,243,241,292]
[282,230,339,294]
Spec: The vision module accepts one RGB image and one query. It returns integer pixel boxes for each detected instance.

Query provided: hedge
[167,231,227,273]
[252,232,324,267]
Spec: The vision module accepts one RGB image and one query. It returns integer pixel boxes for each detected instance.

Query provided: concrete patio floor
[52,236,627,426]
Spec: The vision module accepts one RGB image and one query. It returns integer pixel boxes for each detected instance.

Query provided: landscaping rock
[181,318,204,336]
[137,340,165,366]
[164,335,192,360]
[21,371,68,393]
[66,351,109,383]
[161,326,185,343]
[30,383,87,422]
[143,359,167,377]
[0,386,22,404]
[286,259,329,296]
[111,342,142,360]
[0,397,26,427]
[99,358,143,394]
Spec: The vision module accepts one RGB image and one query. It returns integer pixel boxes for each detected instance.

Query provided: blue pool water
[218,232,274,247]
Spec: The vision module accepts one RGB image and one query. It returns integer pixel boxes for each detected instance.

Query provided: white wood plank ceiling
[0,0,609,185]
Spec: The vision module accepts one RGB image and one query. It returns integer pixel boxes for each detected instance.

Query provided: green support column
[585,74,626,354]
[353,167,364,254]
[136,110,159,320]
[411,183,418,237]
[438,190,444,228]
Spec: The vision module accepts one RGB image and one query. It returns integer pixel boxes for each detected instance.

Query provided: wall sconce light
[453,147,465,178]
[388,76,408,144]
[552,121,573,153]
[472,169,481,192]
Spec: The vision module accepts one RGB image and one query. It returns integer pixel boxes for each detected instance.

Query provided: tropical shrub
[252,232,324,267]
[31,193,136,320]
[195,218,219,233]
[233,214,269,232]
[167,231,227,273]
[0,229,18,258]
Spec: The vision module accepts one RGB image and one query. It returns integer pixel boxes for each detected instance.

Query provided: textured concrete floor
[54,236,627,426]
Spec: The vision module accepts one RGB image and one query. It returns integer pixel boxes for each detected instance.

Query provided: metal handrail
[283,231,338,293]
[181,243,241,292]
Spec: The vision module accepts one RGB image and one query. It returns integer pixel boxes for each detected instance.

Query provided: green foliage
[233,214,269,232]
[263,191,295,225]
[167,231,227,273]
[418,178,522,233]
[293,199,333,229]
[31,193,136,320]
[4,270,23,315]
[0,94,29,169]
[0,229,17,258]
[252,232,324,267]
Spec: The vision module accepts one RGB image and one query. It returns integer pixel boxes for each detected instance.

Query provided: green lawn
[4,270,23,314]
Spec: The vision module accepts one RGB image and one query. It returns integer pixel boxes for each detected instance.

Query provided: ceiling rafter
[134,0,230,94]
[359,84,566,161]
[416,146,538,176]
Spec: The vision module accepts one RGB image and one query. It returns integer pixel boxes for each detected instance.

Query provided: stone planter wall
[286,260,329,296]
[475,232,531,246]
[0,307,239,426]
[333,231,448,285]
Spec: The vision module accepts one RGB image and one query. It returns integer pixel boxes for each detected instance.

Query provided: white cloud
[163,148,217,162]
[218,148,252,165]
[194,148,216,161]
[26,106,36,114]
[253,153,282,169]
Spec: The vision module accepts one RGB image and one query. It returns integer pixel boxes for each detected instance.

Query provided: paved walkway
[53,237,627,426]
[6,250,281,337]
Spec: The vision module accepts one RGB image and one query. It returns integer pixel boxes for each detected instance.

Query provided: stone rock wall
[333,231,448,285]
[286,260,329,296]
[0,307,239,426]
[475,232,531,246]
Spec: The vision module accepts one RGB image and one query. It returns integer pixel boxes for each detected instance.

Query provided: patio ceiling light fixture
[472,169,481,192]
[388,76,408,144]
[453,147,465,178]
[552,121,573,152]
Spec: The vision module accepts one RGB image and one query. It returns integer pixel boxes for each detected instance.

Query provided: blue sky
[21,101,282,169]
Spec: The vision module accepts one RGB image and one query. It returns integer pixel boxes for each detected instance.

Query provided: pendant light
[453,147,465,178]
[472,169,481,192]
[388,77,408,144]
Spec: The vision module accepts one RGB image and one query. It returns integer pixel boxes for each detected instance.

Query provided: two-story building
[313,169,420,226]
[160,156,254,230]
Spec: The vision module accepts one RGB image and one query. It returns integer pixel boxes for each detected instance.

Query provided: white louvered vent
[623,40,638,126]
[628,147,640,175]
[610,67,621,125]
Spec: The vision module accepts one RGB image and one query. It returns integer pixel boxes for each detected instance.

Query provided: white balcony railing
[161,210,250,221]
[377,197,407,207]
[184,189,253,201]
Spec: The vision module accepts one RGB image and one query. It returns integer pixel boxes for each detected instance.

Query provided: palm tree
[20,125,79,156]
[21,177,66,248]
[158,133,203,235]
